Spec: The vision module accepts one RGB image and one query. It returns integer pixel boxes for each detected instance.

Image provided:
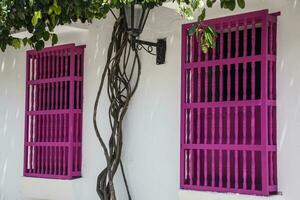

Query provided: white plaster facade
[0,0,300,200]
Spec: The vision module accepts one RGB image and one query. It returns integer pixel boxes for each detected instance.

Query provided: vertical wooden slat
[204,149,207,186]
[63,114,67,173]
[235,107,238,145]
[29,118,33,173]
[252,20,256,56]
[227,107,230,145]
[190,70,195,137]
[190,150,194,185]
[243,106,246,145]
[261,14,270,195]
[219,150,223,188]
[192,33,196,62]
[228,23,232,59]
[197,149,200,185]
[53,146,57,175]
[251,151,256,190]
[46,146,49,174]
[212,108,215,145]
[219,107,223,187]
[213,27,217,60]
[204,108,207,145]
[212,67,216,102]
[212,150,215,187]
[204,67,208,103]
[220,25,224,59]
[235,63,239,101]
[190,63,194,103]
[243,21,247,57]
[75,115,79,171]
[227,150,230,189]
[243,150,247,189]
[60,146,63,175]
[270,152,274,186]
[235,23,239,58]
[235,150,238,189]
[270,22,273,55]
[37,146,41,174]
[68,47,75,177]
[251,106,255,144]
[227,65,231,102]
[270,62,274,100]
[220,66,223,102]
[251,62,256,100]
[187,35,191,63]
[270,106,273,146]
[48,146,52,175]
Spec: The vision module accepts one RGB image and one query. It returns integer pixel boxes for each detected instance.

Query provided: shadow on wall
[0,49,26,200]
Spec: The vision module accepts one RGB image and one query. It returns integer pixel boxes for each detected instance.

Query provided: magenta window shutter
[180,10,279,195]
[24,43,85,179]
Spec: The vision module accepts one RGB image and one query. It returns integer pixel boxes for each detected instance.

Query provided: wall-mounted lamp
[123,3,167,65]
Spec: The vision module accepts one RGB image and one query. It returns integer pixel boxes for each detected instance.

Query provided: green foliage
[12,38,21,49]
[0,0,244,52]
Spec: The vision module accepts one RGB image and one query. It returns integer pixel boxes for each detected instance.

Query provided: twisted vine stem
[93,12,141,200]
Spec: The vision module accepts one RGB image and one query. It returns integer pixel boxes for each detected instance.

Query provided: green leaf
[53,5,62,15]
[32,10,42,26]
[206,0,215,7]
[35,10,42,19]
[31,17,37,26]
[202,45,208,53]
[52,34,58,46]
[50,14,57,26]
[207,26,214,34]
[237,0,245,9]
[198,8,206,21]
[35,40,45,51]
[12,38,21,49]
[22,38,28,46]
[43,31,50,41]
[191,0,199,10]
[48,6,54,15]
[227,1,236,11]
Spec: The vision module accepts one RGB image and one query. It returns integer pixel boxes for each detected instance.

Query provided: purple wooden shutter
[180,10,279,195]
[24,43,85,179]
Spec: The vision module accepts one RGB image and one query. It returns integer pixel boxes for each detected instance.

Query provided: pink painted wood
[24,43,85,179]
[180,10,279,196]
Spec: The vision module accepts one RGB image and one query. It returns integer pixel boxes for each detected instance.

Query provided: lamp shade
[124,3,150,37]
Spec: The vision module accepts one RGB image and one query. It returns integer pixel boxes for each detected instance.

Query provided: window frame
[180,9,279,196]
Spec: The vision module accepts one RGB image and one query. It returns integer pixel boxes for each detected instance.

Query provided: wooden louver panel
[180,10,279,195]
[23,43,85,179]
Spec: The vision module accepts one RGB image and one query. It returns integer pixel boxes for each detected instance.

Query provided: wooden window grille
[23,44,85,179]
[180,10,279,195]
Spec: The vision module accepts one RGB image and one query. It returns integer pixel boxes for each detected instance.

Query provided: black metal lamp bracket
[133,38,166,65]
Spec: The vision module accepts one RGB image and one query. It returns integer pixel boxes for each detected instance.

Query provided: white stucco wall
[0,0,300,200]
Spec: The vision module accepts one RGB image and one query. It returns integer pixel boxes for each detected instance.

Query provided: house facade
[0,0,299,200]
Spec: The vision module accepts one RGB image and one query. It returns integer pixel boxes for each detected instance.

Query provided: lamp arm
[132,38,166,65]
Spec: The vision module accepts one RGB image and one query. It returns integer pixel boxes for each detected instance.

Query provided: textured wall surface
[0,1,299,200]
